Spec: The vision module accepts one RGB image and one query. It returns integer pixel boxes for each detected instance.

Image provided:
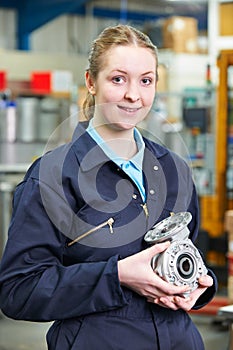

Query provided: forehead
[100,45,156,73]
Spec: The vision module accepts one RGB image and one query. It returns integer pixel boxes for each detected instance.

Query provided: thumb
[146,241,170,258]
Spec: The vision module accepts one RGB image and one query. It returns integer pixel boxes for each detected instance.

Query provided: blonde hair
[83,24,158,120]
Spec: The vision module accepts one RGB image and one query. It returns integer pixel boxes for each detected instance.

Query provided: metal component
[144,211,192,243]
[16,97,39,142]
[151,239,208,292]
[144,212,207,293]
[37,97,60,142]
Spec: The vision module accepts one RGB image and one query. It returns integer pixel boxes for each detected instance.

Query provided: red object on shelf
[31,71,51,93]
[0,71,7,91]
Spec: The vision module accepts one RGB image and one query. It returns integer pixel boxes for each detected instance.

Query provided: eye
[141,77,153,86]
[112,76,125,84]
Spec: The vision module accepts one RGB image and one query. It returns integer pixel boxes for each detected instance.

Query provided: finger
[174,286,209,311]
[189,286,208,302]
[173,295,194,311]
[146,297,155,303]
[151,297,168,308]
[152,273,191,296]
[158,296,180,310]
[198,275,213,287]
[146,241,171,258]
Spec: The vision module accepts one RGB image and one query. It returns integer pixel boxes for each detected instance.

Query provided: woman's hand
[158,274,213,311]
[118,243,213,311]
[118,242,190,301]
[149,273,213,311]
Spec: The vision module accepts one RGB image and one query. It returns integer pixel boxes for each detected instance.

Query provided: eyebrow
[111,69,155,76]
[142,71,156,76]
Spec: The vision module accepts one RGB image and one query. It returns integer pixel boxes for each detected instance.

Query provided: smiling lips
[118,105,142,113]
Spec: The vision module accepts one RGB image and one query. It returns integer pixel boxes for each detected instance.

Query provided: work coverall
[0,122,217,349]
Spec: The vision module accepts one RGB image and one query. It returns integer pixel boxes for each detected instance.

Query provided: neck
[92,121,138,160]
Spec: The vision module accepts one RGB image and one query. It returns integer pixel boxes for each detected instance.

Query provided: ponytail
[82,90,95,120]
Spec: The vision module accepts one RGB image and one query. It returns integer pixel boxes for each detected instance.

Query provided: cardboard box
[220,2,233,36]
[163,16,198,53]
[157,64,167,93]
[225,210,233,234]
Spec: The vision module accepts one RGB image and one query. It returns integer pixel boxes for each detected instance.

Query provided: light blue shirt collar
[87,119,146,201]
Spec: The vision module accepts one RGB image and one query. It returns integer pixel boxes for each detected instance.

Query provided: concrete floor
[191,314,230,350]
[0,313,230,350]
[0,314,51,350]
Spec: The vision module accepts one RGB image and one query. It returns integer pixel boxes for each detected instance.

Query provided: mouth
[117,105,142,113]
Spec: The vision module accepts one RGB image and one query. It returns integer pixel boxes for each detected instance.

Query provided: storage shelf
[5,80,71,99]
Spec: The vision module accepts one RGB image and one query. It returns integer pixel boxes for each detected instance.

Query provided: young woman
[0,24,216,350]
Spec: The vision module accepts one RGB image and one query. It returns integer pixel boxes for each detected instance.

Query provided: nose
[124,82,140,102]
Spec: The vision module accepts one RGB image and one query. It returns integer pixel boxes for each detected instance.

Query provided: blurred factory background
[0,0,233,349]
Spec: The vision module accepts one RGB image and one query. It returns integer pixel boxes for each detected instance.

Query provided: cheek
[101,86,125,103]
[143,90,155,106]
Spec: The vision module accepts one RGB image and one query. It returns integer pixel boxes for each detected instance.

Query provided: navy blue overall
[0,122,217,349]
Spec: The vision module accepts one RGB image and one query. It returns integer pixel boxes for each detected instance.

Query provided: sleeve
[0,173,128,322]
[192,268,218,310]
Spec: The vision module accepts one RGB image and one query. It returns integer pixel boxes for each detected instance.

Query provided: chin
[110,121,136,131]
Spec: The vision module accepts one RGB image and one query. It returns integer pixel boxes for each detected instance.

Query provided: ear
[85,71,96,95]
